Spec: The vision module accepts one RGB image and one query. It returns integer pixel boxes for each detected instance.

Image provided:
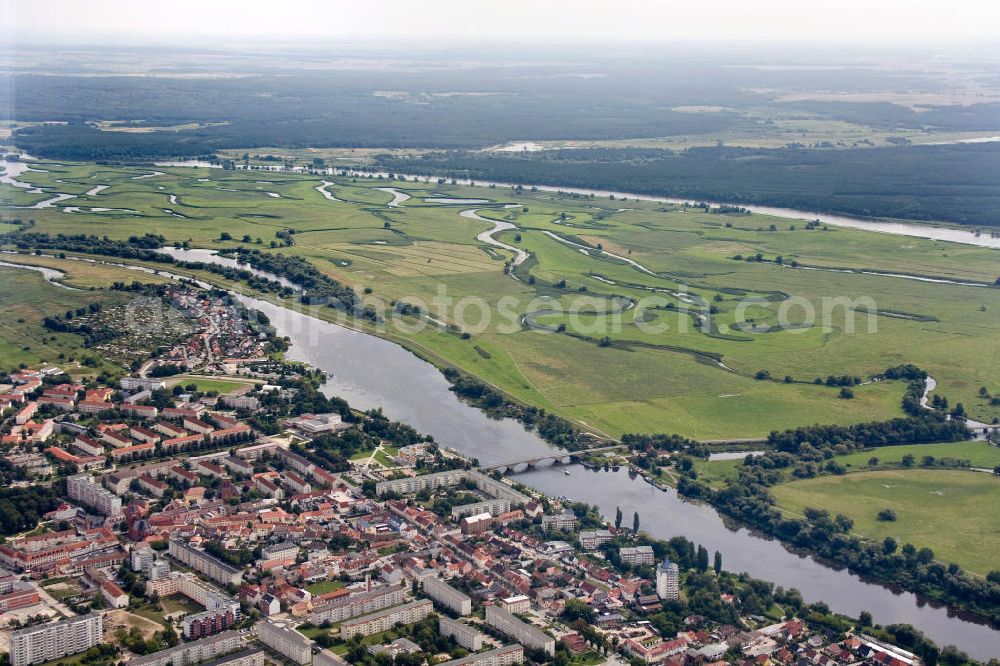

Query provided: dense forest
[6,52,1000,157]
[374,144,1000,226]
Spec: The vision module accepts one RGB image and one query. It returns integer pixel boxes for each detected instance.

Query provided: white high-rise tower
[656,559,679,600]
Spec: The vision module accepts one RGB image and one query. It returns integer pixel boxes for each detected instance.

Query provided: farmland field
[770,469,1000,575]
[833,441,1000,470]
[0,252,171,289]
[3,160,1000,439]
[694,441,1000,487]
[0,266,127,375]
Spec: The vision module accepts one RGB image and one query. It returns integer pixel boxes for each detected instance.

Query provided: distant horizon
[7,0,1000,48]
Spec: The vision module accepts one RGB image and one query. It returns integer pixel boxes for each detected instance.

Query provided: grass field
[305,580,346,596]
[104,609,163,640]
[38,577,86,601]
[0,266,126,375]
[693,441,1000,488]
[0,252,171,289]
[4,160,1000,439]
[167,375,256,395]
[159,593,204,616]
[770,469,1000,575]
[834,441,1000,470]
[691,457,745,488]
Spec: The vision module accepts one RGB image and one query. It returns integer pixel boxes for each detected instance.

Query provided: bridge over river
[478,444,626,474]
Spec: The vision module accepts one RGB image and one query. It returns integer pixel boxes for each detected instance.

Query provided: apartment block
[129,630,243,666]
[339,599,433,640]
[423,576,472,616]
[182,607,237,639]
[619,546,655,566]
[261,542,299,561]
[656,560,679,601]
[120,377,166,392]
[66,474,122,516]
[258,620,315,665]
[168,539,243,587]
[144,572,237,614]
[451,498,511,521]
[379,470,530,506]
[375,469,467,496]
[9,614,103,666]
[460,513,495,535]
[579,530,614,550]
[541,510,576,533]
[307,584,406,625]
[198,648,266,666]
[500,595,531,615]
[438,616,486,651]
[484,605,555,656]
[434,645,524,666]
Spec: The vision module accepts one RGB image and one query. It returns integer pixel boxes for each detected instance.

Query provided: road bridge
[479,445,625,474]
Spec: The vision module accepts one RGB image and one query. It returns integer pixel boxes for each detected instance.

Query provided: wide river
[220,288,998,659]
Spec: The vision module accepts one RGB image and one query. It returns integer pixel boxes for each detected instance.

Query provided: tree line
[375,143,1000,227]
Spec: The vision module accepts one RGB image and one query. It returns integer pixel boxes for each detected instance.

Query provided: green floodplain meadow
[2,160,1000,442]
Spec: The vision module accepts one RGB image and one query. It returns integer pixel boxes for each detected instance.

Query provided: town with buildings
[0,289,931,666]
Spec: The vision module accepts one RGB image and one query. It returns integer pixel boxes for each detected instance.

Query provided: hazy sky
[8,0,1000,46]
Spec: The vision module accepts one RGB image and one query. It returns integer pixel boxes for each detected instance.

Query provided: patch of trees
[765,417,968,454]
[621,432,708,458]
[0,486,62,535]
[247,376,352,435]
[361,408,428,447]
[203,540,258,568]
[442,367,586,450]
[223,248,364,316]
[0,458,29,485]
[147,363,185,377]
[8,72,739,157]
[114,623,179,656]
[375,143,1000,227]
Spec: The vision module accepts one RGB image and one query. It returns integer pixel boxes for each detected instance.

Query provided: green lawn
[6,160,1000,439]
[168,375,256,395]
[834,441,1000,470]
[306,580,346,596]
[770,469,1000,575]
[0,266,125,376]
[374,450,395,467]
[349,449,377,461]
[38,577,85,601]
[159,593,204,616]
[129,602,167,625]
[691,457,744,487]
[694,441,1000,488]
